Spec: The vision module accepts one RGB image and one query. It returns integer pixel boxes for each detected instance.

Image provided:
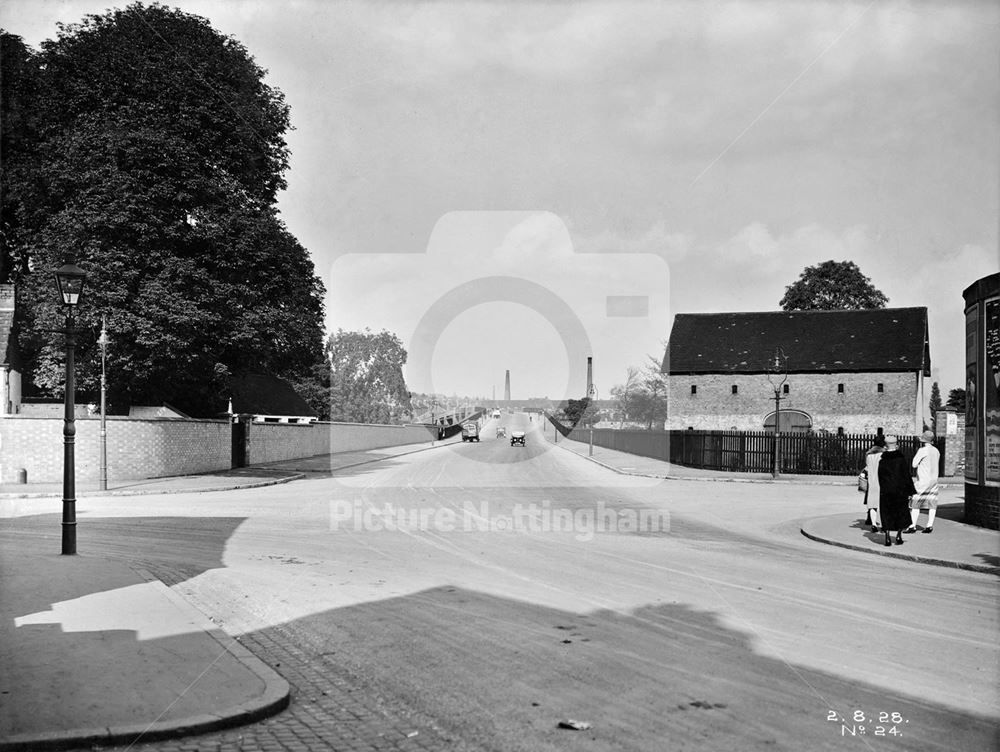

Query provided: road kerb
[0,580,291,752]
[799,525,999,576]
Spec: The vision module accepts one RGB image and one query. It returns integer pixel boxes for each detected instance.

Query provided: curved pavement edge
[799,522,1000,576]
[0,582,290,752]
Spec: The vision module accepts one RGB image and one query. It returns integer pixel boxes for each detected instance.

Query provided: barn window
[731,384,738,394]
[837,383,845,393]
[877,383,884,393]
[691,384,697,395]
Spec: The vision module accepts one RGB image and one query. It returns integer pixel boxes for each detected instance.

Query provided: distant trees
[946,388,966,413]
[1,5,324,416]
[561,396,598,428]
[609,367,640,428]
[780,260,888,311]
[928,382,942,432]
[326,329,412,424]
[610,356,669,429]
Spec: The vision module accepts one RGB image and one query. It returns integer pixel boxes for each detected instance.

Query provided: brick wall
[935,409,964,477]
[0,415,231,483]
[245,421,436,465]
[667,371,919,434]
[0,416,440,483]
[965,484,999,530]
[323,422,437,454]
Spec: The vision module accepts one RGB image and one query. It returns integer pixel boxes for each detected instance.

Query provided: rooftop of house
[662,307,930,376]
[229,373,317,418]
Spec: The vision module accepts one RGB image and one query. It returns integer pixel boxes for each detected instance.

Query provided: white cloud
[886,242,996,392]
[575,222,692,263]
[712,222,872,276]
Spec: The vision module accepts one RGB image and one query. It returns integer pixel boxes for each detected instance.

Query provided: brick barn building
[661,307,930,435]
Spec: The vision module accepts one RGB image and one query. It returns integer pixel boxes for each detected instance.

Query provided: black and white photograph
[1,2,998,750]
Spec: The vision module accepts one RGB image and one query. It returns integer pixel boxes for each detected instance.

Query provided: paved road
[5,414,997,751]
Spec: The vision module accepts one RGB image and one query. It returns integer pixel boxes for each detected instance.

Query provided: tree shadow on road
[0,514,279,746]
[183,584,998,752]
[5,511,996,752]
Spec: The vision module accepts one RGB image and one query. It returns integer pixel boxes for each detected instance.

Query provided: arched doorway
[763,409,812,433]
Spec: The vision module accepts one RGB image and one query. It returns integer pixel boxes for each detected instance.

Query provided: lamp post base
[61,520,76,555]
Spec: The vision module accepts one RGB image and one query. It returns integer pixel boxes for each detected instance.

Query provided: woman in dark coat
[877,435,916,546]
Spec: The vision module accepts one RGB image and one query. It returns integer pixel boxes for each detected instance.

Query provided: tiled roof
[230,373,317,417]
[662,307,929,375]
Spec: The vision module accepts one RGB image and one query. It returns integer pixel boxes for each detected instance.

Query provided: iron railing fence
[545,415,942,476]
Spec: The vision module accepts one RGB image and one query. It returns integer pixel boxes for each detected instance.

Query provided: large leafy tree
[1,32,36,283]
[780,260,888,311]
[326,329,412,424]
[2,4,324,416]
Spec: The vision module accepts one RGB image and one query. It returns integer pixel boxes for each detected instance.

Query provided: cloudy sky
[5,1,997,406]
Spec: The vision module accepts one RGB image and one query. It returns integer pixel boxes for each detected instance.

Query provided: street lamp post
[98,315,109,491]
[766,348,788,479]
[54,256,87,555]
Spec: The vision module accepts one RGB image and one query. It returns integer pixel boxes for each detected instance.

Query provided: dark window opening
[782,383,789,394]
[877,383,884,393]
[837,383,845,393]
[731,384,738,394]
[690,385,697,395]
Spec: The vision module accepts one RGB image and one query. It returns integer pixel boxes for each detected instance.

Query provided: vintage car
[496,426,507,438]
[510,430,525,447]
[461,422,480,442]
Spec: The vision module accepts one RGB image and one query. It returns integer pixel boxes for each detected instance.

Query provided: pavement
[0,435,464,751]
[1,429,997,751]
[547,431,1000,576]
[0,433,466,499]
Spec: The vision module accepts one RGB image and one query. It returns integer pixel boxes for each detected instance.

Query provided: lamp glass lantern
[54,260,87,307]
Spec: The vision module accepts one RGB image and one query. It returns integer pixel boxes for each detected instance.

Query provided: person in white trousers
[907,430,941,533]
